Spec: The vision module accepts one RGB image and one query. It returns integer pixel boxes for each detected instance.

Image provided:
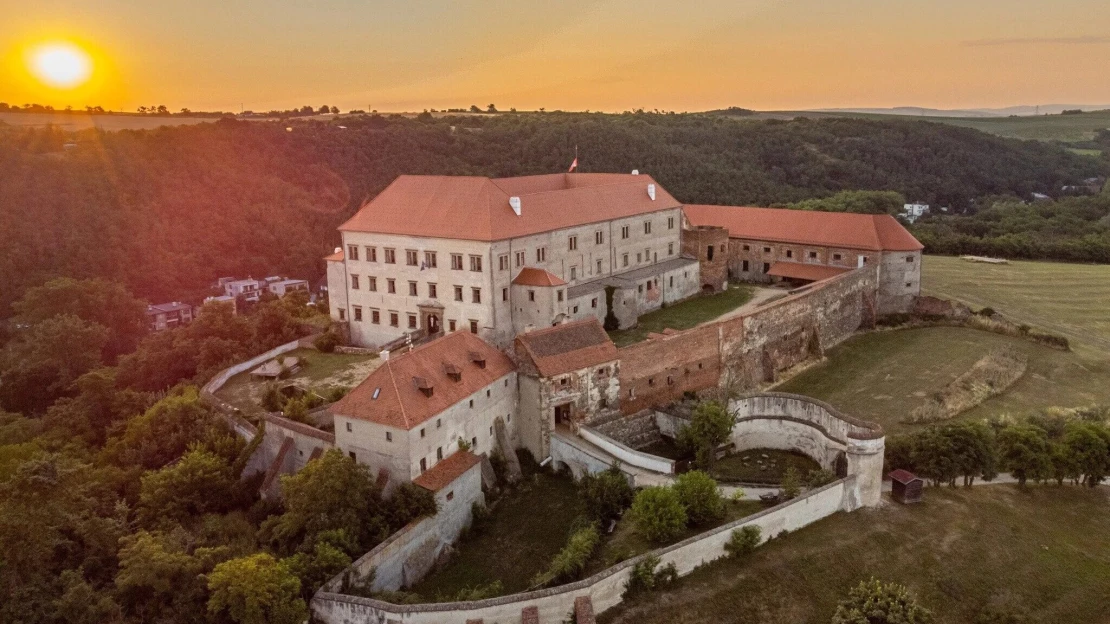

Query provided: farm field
[921,255,1110,358]
[0,111,222,131]
[774,327,1110,435]
[599,486,1110,624]
[215,347,379,417]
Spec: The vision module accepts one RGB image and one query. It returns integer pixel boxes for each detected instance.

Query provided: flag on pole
[568,156,578,172]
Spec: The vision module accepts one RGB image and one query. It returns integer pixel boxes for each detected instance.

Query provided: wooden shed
[889,469,924,504]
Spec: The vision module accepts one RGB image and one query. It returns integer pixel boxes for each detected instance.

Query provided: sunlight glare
[28,42,93,89]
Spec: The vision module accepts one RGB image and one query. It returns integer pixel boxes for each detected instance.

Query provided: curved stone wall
[728,392,885,507]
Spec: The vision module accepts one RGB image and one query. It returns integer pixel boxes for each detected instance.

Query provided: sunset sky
[3,0,1110,113]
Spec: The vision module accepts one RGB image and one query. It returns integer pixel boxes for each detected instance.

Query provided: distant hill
[809,105,1110,118]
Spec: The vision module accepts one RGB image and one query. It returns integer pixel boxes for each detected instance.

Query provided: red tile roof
[512,267,568,287]
[338,173,680,241]
[324,249,344,262]
[683,205,923,252]
[766,261,852,282]
[413,450,482,492]
[888,469,921,484]
[515,319,618,377]
[331,331,515,430]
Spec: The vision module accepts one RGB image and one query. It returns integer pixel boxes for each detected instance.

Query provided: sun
[27,42,93,89]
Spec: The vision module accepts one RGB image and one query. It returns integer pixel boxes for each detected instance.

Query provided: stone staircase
[591,409,662,450]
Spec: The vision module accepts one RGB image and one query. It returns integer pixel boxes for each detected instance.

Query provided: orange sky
[3,0,1110,113]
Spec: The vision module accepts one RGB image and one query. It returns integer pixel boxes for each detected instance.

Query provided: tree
[104,388,239,469]
[672,470,724,526]
[282,536,352,599]
[318,105,330,114]
[831,578,933,624]
[487,103,497,113]
[469,104,481,113]
[946,421,997,486]
[329,106,339,114]
[911,427,960,487]
[13,277,149,361]
[115,530,213,621]
[677,401,734,469]
[1063,421,1110,487]
[0,314,109,413]
[579,463,634,523]
[138,448,237,523]
[631,486,687,543]
[207,553,307,624]
[997,424,1051,486]
[781,466,802,499]
[261,449,388,553]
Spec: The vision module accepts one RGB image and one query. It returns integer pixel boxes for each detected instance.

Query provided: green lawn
[215,347,379,417]
[921,255,1110,358]
[775,327,1110,435]
[712,450,821,485]
[600,486,1110,624]
[609,284,754,347]
[408,472,586,600]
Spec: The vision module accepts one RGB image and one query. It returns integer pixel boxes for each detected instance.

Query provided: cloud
[963,35,1110,47]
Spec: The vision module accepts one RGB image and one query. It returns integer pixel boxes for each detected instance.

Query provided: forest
[1,111,1104,316]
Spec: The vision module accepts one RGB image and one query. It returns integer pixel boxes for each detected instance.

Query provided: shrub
[283,397,308,423]
[623,554,678,598]
[672,470,725,526]
[532,524,601,587]
[445,580,503,602]
[631,486,687,543]
[978,307,996,317]
[326,386,347,403]
[781,466,802,499]
[831,578,933,624]
[805,468,838,489]
[724,525,761,559]
[676,400,734,469]
[314,331,340,353]
[579,463,634,523]
[261,384,285,412]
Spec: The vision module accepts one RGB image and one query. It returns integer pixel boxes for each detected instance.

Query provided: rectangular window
[351,274,360,290]
[621,225,630,239]
[557,290,564,302]
[669,275,674,287]
[636,252,642,263]
[591,298,597,308]
[743,245,750,251]
[338,308,346,321]
[389,311,399,327]
[371,309,380,324]
[644,221,652,234]
[515,251,525,267]
[469,320,478,334]
[420,428,425,438]
[622,253,629,267]
[368,276,377,292]
[707,245,715,261]
[428,283,438,298]
[645,248,651,262]
[763,262,770,273]
[386,431,392,442]
[833,253,843,261]
[596,259,602,274]
[499,254,509,271]
[425,251,437,268]
[668,216,675,229]
[437,447,443,460]
[408,314,417,329]
[595,231,604,245]
[568,236,577,251]
[387,278,396,294]
[454,286,463,301]
[528,290,535,302]
[353,306,362,322]
[469,255,482,272]
[536,247,546,262]
[742,260,750,272]
[408,281,418,296]
[763,246,771,253]
[406,250,419,266]
[668,242,674,256]
[348,245,359,261]
[502,288,509,302]
[419,458,426,473]
[809,251,818,260]
[451,254,464,270]
[384,248,396,264]
[471,288,481,304]
[448,319,456,332]
[570,266,577,281]
[437,419,441,428]
[906,256,915,263]
[367,247,377,262]
[346,422,352,432]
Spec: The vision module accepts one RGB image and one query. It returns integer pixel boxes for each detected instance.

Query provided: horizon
[3,0,1110,113]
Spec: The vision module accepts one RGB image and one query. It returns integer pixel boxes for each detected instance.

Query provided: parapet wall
[311,476,856,624]
[618,264,878,413]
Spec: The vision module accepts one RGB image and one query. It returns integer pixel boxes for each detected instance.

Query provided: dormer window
[469,351,487,369]
[413,376,434,397]
[444,363,462,382]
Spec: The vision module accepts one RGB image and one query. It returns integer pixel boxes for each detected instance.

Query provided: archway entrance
[418,301,445,338]
[427,314,440,335]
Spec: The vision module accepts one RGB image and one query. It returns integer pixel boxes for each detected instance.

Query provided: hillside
[0,113,1102,313]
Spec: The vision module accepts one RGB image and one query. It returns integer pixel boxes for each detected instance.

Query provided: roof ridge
[385,359,407,429]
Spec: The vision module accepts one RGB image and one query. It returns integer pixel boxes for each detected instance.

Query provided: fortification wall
[311,477,855,624]
[617,265,879,412]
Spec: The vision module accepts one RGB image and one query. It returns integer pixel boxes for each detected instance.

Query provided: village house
[145,302,194,332]
[329,330,519,491]
[682,205,923,314]
[326,173,700,349]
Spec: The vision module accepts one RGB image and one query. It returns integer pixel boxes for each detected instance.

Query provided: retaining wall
[311,477,855,624]
[578,426,675,474]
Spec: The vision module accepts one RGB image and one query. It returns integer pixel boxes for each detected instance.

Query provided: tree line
[2,112,1102,316]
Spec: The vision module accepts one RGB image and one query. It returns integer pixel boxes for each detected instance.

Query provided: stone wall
[311,477,855,624]
[681,225,729,292]
[617,264,879,413]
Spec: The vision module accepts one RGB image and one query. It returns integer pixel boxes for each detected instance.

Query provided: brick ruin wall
[681,225,730,292]
[617,264,879,414]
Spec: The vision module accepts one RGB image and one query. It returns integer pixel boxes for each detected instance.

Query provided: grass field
[215,347,379,417]
[600,486,1110,624]
[775,327,1110,435]
[921,255,1110,358]
[712,450,821,485]
[409,472,585,600]
[608,284,754,347]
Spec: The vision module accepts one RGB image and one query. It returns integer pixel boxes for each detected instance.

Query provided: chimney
[631,169,639,175]
[647,184,656,201]
[334,247,342,254]
[509,196,522,216]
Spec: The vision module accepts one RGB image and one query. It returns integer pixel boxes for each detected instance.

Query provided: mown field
[600,486,1110,624]
[921,255,1110,358]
